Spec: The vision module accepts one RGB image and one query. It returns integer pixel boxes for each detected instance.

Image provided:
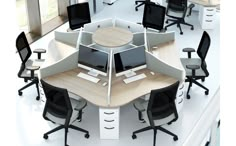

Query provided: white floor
[14,0,220,146]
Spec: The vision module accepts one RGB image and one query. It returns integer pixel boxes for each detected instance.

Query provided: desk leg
[99,107,120,139]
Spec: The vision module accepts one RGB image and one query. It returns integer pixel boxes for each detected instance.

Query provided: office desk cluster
[40,18,186,139]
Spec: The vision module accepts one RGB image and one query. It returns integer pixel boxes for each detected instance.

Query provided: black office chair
[41,79,89,146]
[142,2,166,32]
[132,81,179,146]
[165,0,194,35]
[181,31,210,99]
[16,32,46,100]
[67,2,91,31]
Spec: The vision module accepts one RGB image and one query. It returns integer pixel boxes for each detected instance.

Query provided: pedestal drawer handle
[206,15,213,17]
[104,112,114,115]
[206,20,213,22]
[178,91,184,97]
[178,98,183,104]
[179,84,184,90]
[104,119,115,122]
[207,9,214,11]
[104,127,115,130]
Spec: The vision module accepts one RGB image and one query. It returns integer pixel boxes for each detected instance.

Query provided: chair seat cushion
[166,10,183,19]
[46,98,85,125]
[21,59,45,78]
[181,58,206,77]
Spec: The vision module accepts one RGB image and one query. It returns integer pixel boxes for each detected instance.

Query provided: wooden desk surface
[189,0,220,6]
[110,69,177,107]
[43,68,109,107]
[152,40,183,70]
[43,67,177,107]
[92,27,133,48]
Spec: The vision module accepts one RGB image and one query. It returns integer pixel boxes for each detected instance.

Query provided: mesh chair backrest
[168,0,187,12]
[147,81,179,126]
[67,2,91,30]
[197,31,211,62]
[41,80,72,125]
[142,2,166,31]
[16,32,32,64]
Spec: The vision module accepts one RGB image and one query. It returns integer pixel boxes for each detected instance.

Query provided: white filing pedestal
[176,82,185,112]
[199,6,217,29]
[99,107,120,139]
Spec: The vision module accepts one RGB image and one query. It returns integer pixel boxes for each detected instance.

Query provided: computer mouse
[102,82,107,86]
[150,71,155,75]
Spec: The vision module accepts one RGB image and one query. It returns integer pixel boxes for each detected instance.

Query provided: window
[39,0,59,24]
[16,0,29,32]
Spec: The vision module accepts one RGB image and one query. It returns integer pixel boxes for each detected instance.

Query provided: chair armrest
[26,66,40,78]
[189,3,195,9]
[186,65,200,77]
[33,48,46,60]
[74,99,87,111]
[133,100,146,112]
[183,47,195,58]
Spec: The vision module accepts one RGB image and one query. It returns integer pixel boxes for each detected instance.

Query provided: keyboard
[123,73,147,84]
[77,72,100,83]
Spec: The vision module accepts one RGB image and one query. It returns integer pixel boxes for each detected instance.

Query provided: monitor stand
[125,70,136,78]
[88,69,99,77]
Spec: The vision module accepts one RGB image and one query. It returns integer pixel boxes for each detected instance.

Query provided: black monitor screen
[114,46,146,73]
[67,3,91,30]
[142,3,166,31]
[78,45,108,73]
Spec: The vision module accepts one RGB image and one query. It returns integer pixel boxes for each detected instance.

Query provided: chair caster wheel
[201,78,205,82]
[140,120,146,123]
[135,8,138,11]
[165,20,168,24]
[168,122,172,125]
[36,96,40,100]
[18,91,22,96]
[180,32,183,35]
[135,1,138,5]
[191,27,194,30]
[43,134,48,139]
[173,136,178,141]
[187,95,191,99]
[85,133,90,138]
[132,134,137,139]
[164,27,167,30]
[205,91,209,95]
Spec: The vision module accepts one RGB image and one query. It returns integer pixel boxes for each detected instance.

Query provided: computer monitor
[114,46,147,77]
[67,2,91,30]
[142,2,166,31]
[78,45,108,77]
